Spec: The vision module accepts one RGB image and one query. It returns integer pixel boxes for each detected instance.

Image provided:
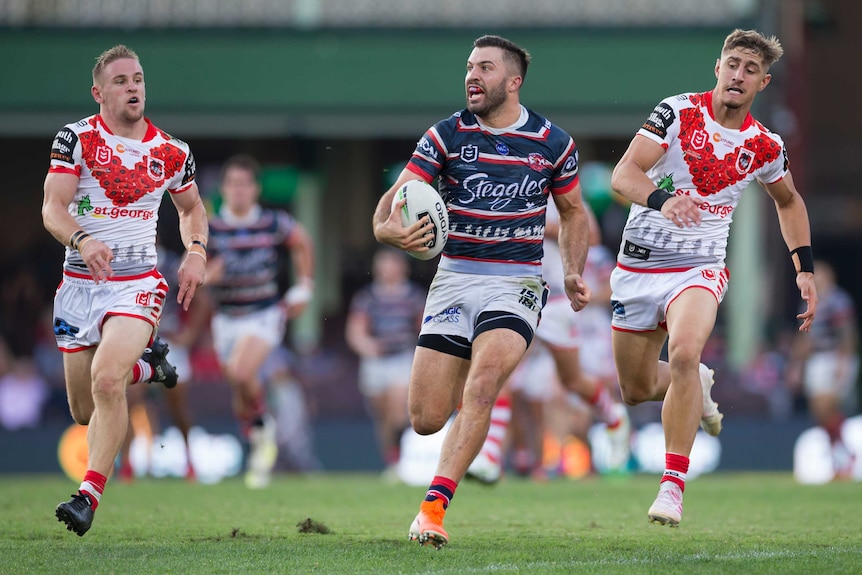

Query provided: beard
[466,81,507,118]
[121,107,145,123]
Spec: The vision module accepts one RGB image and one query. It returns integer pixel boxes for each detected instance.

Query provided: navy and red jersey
[407,106,579,276]
[349,281,427,356]
[207,206,298,315]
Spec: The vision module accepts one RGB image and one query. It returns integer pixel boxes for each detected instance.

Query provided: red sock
[238,392,268,438]
[660,452,690,492]
[79,470,108,510]
[424,476,458,509]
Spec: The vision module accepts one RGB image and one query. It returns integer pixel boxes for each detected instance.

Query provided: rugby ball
[391,180,449,260]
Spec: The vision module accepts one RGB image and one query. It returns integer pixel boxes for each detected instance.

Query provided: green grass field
[2,472,860,574]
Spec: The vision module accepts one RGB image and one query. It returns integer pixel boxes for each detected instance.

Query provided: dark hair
[220,154,261,183]
[473,35,531,82]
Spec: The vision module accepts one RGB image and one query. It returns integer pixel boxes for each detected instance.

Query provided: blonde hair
[722,29,784,68]
[92,45,140,84]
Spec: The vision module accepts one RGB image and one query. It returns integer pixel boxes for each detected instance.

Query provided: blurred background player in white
[787,260,859,478]
[373,35,591,548]
[206,154,315,489]
[43,45,208,536]
[346,248,427,478]
[610,29,817,527]
[119,241,212,482]
[468,200,629,483]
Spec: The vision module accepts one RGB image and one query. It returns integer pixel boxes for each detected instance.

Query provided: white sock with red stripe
[586,385,621,428]
[477,395,511,469]
[79,470,108,510]
[131,360,153,385]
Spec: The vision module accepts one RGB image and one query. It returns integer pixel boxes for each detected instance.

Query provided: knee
[91,373,127,404]
[409,409,449,436]
[224,364,254,387]
[618,382,651,406]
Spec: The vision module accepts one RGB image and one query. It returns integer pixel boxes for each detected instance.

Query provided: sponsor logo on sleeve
[50,127,78,164]
[641,102,676,139]
[181,151,196,186]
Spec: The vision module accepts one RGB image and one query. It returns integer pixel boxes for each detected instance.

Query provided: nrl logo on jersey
[96,145,112,165]
[461,144,479,163]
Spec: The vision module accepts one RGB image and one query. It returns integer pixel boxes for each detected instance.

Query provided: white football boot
[699,364,723,436]
[648,481,684,527]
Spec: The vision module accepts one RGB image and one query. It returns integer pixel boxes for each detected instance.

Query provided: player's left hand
[795,271,817,332]
[564,273,591,312]
[282,278,314,319]
[177,252,206,311]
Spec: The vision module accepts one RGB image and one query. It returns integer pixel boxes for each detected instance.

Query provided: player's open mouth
[128,97,140,104]
[727,87,743,94]
[467,85,484,101]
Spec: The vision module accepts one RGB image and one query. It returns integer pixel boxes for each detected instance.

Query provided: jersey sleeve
[637,96,682,148]
[169,143,197,193]
[550,136,579,195]
[349,287,372,316]
[276,210,298,244]
[756,135,789,185]
[48,125,82,176]
[405,122,448,182]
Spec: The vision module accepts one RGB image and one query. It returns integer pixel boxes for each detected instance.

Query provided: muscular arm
[611,134,703,228]
[553,185,592,311]
[762,171,818,331]
[42,172,115,282]
[170,183,208,310]
[371,168,435,253]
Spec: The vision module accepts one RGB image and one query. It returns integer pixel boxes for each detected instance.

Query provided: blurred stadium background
[0,0,859,477]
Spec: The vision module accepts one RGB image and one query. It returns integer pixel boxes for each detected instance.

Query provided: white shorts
[610,264,729,332]
[575,306,616,379]
[358,349,414,397]
[804,351,860,398]
[508,341,558,401]
[211,305,286,365]
[53,269,167,352]
[535,297,581,349]
[419,269,547,343]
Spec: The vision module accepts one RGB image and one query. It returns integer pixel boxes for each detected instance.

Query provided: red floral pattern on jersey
[79,122,186,207]
[679,94,782,197]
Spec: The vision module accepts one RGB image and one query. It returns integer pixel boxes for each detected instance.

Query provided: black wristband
[647,189,673,211]
[790,246,814,274]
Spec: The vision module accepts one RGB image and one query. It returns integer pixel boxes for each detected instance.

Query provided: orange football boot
[407,499,449,549]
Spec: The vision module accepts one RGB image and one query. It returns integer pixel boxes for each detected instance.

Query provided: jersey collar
[95,114,159,142]
[702,91,754,131]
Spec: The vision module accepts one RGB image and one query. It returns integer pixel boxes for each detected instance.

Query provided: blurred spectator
[345,248,426,475]
[787,260,859,477]
[0,356,49,431]
[0,264,44,358]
